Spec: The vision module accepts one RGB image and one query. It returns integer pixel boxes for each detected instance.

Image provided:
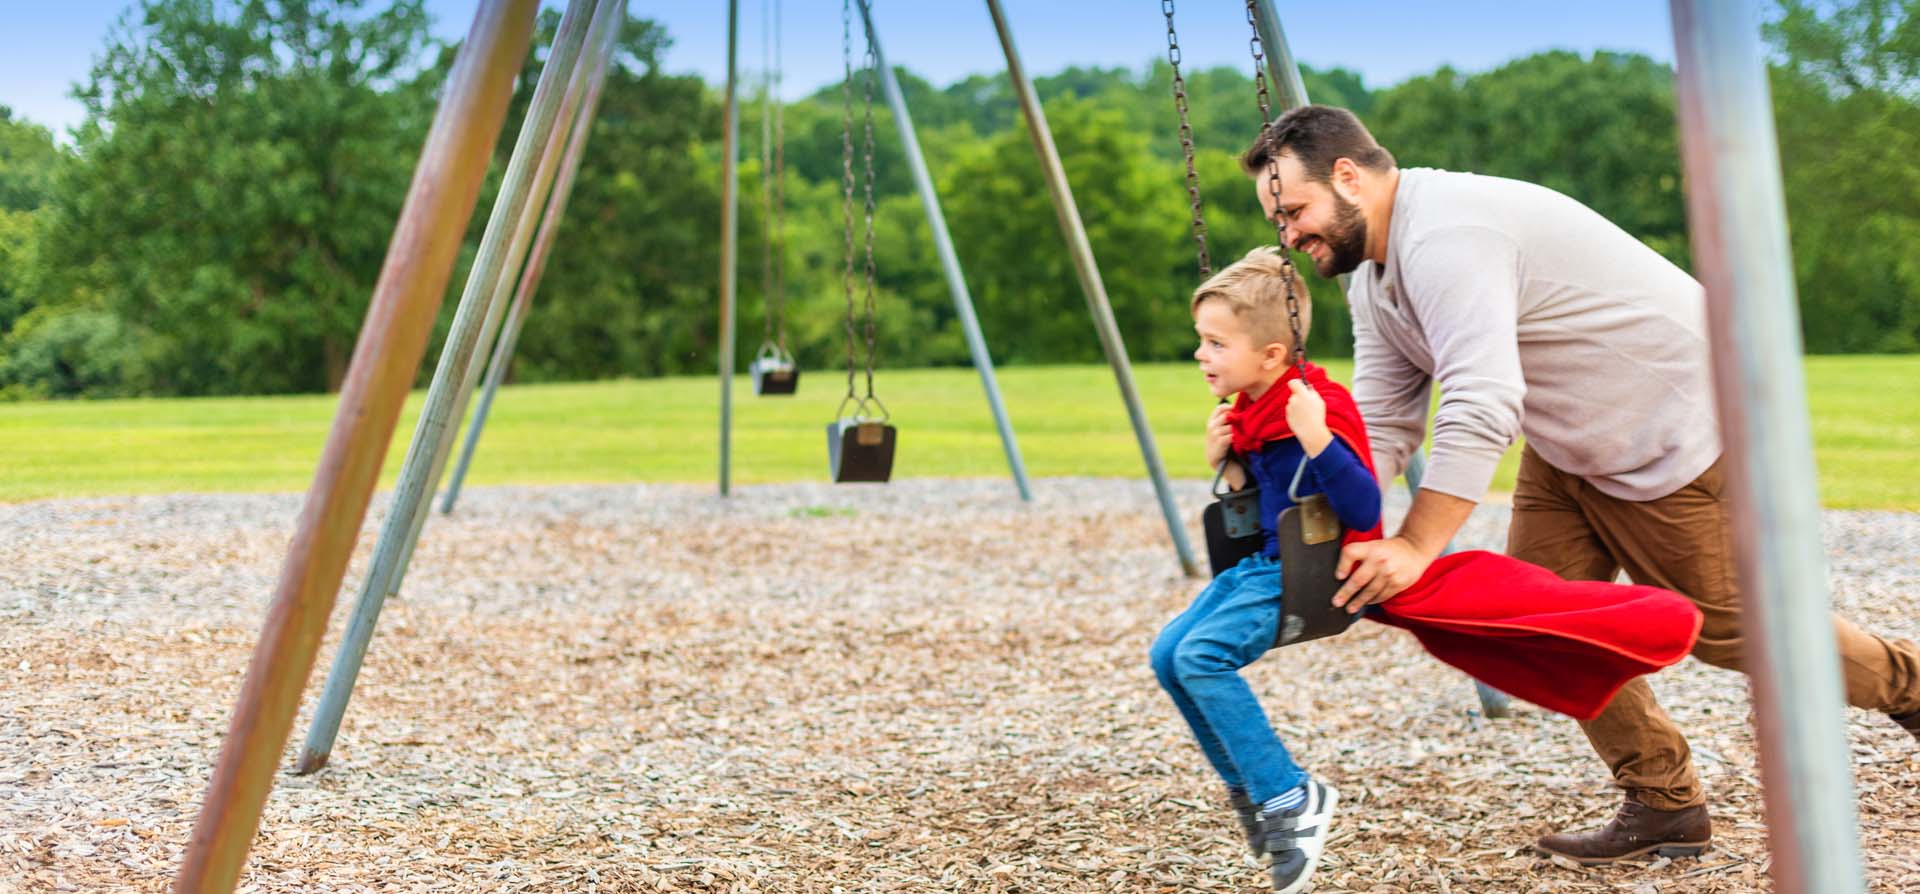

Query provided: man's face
[1254,153,1369,278]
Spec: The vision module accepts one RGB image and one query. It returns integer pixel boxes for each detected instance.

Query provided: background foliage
[1,0,1915,399]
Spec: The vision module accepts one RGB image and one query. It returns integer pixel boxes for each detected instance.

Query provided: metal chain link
[860,25,879,404]
[840,0,858,402]
[1246,0,1309,377]
[1163,0,1210,277]
[760,0,775,347]
[772,0,789,352]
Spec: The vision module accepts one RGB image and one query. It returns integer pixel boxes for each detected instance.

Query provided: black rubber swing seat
[1201,456,1354,647]
[750,344,800,396]
[827,417,896,482]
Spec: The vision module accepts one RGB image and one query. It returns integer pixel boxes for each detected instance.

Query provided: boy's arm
[1306,437,1382,532]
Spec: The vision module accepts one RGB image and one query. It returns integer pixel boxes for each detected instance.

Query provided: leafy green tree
[33,0,438,395]
[0,108,63,338]
[1768,0,1920,351]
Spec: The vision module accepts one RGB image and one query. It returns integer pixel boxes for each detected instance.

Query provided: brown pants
[1506,445,1920,810]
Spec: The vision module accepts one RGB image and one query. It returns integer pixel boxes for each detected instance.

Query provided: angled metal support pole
[441,2,624,514]
[985,0,1198,576]
[1670,2,1864,892]
[295,0,609,776]
[170,3,538,891]
[717,0,741,496]
[1250,0,1310,111]
[858,0,1031,502]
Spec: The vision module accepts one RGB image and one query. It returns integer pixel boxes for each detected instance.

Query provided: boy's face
[1193,299,1284,399]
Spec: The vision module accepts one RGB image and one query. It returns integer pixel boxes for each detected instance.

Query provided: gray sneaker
[1228,787,1262,856]
[1261,780,1338,894]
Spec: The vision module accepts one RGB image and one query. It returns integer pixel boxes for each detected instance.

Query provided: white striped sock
[1263,784,1307,814]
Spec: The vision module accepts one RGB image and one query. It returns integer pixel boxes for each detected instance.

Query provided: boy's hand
[1285,380,1333,457]
[1205,403,1233,470]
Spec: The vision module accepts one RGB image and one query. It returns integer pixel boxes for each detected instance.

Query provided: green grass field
[2,357,1915,509]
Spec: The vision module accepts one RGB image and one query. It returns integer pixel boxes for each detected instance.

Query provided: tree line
[0,0,1913,399]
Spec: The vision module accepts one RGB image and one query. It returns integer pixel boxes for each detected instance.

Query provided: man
[1242,104,1920,864]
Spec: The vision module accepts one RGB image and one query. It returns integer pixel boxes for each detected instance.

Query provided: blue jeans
[1149,552,1305,803]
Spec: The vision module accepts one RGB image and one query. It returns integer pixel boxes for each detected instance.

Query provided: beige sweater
[1348,168,1721,502]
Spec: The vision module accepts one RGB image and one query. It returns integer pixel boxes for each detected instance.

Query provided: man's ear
[1331,157,1363,202]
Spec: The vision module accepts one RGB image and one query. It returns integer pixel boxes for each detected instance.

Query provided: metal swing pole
[857,0,1031,502]
[718,0,741,496]
[986,0,1198,576]
[171,4,537,891]
[441,6,623,514]
[1669,2,1864,891]
[296,0,611,776]
[1247,0,1511,718]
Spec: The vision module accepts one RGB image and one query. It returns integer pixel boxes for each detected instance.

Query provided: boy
[1150,247,1381,894]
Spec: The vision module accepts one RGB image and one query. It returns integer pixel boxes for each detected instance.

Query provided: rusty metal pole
[441,2,625,514]
[717,0,741,496]
[1668,2,1865,892]
[296,0,605,776]
[170,3,537,891]
[985,0,1199,577]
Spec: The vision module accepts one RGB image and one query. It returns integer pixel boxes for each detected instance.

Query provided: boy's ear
[1260,340,1291,368]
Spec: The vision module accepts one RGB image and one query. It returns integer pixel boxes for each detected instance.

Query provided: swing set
[165,2,1870,892]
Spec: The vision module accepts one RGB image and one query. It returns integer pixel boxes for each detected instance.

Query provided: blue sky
[2,1,1685,140]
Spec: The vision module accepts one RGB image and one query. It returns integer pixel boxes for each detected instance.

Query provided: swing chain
[840,0,858,401]
[1162,0,1210,277]
[760,0,781,349]
[861,25,879,403]
[771,0,789,352]
[1245,0,1309,376]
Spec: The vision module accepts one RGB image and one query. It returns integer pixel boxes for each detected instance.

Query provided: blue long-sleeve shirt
[1240,435,1382,557]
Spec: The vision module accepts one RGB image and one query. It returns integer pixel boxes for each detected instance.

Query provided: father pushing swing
[1241,103,1920,862]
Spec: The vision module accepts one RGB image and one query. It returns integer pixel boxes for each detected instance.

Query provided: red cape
[1369,551,1704,719]
[1231,367,1702,719]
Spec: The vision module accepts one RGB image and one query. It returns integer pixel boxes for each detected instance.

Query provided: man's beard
[1312,192,1369,277]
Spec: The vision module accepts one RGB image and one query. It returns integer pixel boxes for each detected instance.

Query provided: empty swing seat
[750,344,799,396]
[827,417,895,482]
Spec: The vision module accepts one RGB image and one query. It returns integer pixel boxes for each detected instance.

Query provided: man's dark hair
[1241,105,1396,182]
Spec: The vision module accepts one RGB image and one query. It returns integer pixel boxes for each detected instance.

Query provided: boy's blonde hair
[1190,247,1313,351]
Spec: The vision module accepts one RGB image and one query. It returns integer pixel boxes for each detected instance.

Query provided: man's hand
[1332,536,1431,613]
[1205,403,1233,471]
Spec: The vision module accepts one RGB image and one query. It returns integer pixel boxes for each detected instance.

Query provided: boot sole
[1532,840,1710,866]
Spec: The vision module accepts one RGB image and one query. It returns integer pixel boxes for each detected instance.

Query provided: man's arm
[1332,228,1527,612]
[1350,292,1431,486]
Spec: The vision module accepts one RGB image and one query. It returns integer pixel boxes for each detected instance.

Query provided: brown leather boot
[1533,795,1711,865]
[1893,709,1920,742]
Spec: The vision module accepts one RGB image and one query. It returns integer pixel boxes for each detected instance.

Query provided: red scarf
[1224,362,1383,544]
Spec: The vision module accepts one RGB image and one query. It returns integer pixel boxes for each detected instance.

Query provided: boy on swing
[1150,246,1381,894]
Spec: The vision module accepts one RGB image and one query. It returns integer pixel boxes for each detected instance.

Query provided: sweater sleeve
[1349,281,1432,487]
[1309,437,1383,533]
[1398,227,1527,501]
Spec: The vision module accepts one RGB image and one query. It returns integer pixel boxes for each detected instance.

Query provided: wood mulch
[1,479,1915,892]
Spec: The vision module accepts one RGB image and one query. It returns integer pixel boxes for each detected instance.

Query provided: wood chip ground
[2,479,1915,892]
